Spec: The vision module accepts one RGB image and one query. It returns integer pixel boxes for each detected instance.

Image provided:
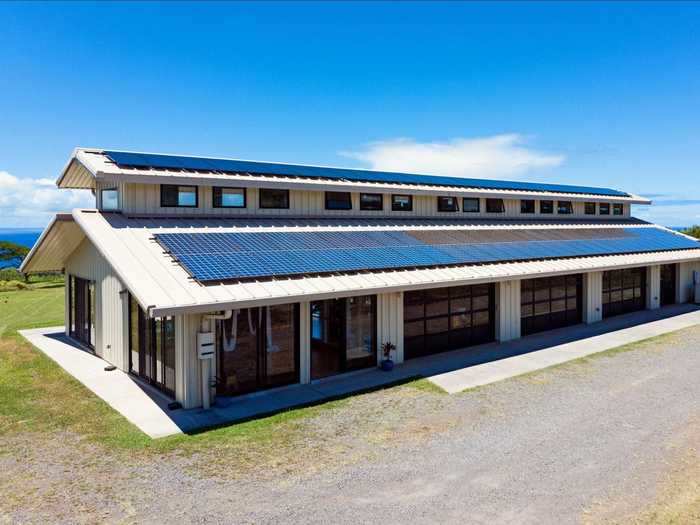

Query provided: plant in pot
[381,341,396,371]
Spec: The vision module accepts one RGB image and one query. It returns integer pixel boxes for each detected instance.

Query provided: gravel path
[3,327,699,524]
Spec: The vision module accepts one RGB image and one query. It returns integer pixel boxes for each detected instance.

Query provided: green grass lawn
[0,285,65,336]
[0,284,356,464]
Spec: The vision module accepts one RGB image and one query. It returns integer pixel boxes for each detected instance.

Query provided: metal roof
[102,149,629,198]
[20,210,700,317]
[153,227,698,282]
[56,149,652,204]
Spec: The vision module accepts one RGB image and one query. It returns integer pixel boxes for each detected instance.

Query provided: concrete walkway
[20,304,700,438]
[19,327,183,439]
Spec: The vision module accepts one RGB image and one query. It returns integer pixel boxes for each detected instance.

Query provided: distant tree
[0,241,29,266]
[681,225,700,239]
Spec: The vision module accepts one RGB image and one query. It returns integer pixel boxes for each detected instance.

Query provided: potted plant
[381,341,396,371]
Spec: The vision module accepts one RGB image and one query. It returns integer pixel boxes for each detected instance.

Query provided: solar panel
[104,150,630,198]
[153,227,700,283]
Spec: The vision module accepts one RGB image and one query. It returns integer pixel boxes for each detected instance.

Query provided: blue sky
[1,1,698,228]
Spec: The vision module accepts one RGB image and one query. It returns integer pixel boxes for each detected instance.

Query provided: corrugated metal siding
[119,183,631,219]
[677,261,700,303]
[299,302,311,383]
[496,280,521,342]
[376,292,404,363]
[647,265,661,309]
[175,312,202,409]
[584,271,603,324]
[64,238,127,370]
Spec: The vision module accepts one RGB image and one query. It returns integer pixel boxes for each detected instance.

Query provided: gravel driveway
[3,327,699,524]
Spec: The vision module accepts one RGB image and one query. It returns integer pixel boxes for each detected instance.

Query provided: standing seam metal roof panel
[103,150,630,197]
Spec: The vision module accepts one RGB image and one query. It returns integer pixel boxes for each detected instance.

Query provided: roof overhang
[37,210,696,318]
[55,148,652,204]
[19,214,85,274]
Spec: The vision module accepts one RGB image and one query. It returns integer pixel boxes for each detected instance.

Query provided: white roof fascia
[73,148,649,204]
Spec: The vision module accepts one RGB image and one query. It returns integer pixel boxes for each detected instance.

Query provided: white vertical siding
[64,238,128,370]
[376,291,404,363]
[677,261,700,303]
[647,265,661,310]
[176,312,202,409]
[117,182,629,219]
[299,301,311,384]
[496,280,521,342]
[583,271,603,324]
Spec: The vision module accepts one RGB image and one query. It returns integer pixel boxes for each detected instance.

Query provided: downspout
[198,311,232,410]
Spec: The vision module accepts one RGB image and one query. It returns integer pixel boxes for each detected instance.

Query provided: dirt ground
[1,328,698,524]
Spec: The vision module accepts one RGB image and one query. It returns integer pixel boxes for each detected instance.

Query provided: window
[613,203,624,216]
[585,202,596,215]
[463,198,480,213]
[392,194,413,211]
[599,203,610,215]
[486,199,505,213]
[437,196,459,212]
[540,200,554,214]
[602,268,646,318]
[359,193,383,211]
[325,191,352,210]
[213,187,246,208]
[557,201,573,214]
[129,296,176,397]
[521,275,582,336]
[259,188,290,209]
[69,275,95,349]
[520,200,535,214]
[403,284,495,360]
[100,188,119,211]
[161,185,198,207]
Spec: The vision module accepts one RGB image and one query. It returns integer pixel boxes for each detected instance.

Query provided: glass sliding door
[128,296,176,397]
[216,304,300,396]
[602,267,646,318]
[68,275,95,350]
[403,284,495,360]
[310,295,377,380]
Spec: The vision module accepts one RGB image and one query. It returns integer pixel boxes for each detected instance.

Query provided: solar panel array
[153,227,700,283]
[104,150,630,198]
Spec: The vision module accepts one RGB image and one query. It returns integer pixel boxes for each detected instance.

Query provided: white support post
[299,302,311,384]
[583,271,603,324]
[647,265,661,310]
[496,280,521,342]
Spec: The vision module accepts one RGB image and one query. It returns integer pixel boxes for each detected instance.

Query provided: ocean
[0,229,43,269]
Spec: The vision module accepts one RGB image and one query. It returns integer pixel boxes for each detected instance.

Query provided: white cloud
[0,170,93,228]
[342,134,565,179]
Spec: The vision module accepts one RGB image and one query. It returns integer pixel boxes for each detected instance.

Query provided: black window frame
[212,186,247,209]
[540,200,554,214]
[325,191,352,211]
[391,194,413,212]
[462,197,481,213]
[521,275,582,336]
[584,202,597,215]
[359,193,383,211]
[160,184,199,208]
[599,202,611,215]
[259,188,290,209]
[602,268,647,318]
[557,201,573,214]
[520,200,535,214]
[437,196,459,212]
[485,198,505,213]
[613,203,624,216]
[403,284,495,360]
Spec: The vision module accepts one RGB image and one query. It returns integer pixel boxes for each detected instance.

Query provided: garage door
[602,267,647,318]
[403,283,495,360]
[521,274,583,336]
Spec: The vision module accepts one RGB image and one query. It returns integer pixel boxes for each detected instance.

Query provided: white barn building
[21,148,700,409]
